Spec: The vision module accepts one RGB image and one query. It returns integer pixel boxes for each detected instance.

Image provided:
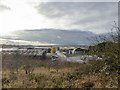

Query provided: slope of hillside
[1,29,97,45]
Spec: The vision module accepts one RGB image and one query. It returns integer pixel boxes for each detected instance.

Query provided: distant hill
[0,29,100,45]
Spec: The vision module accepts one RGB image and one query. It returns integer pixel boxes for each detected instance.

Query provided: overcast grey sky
[0,0,118,35]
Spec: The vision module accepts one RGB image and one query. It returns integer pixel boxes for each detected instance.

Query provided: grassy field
[2,54,118,88]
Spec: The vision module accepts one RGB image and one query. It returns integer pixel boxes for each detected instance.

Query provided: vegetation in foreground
[2,54,118,88]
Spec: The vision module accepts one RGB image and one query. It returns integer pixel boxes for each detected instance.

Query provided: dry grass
[2,54,118,88]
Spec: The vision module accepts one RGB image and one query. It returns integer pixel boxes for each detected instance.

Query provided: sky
[0,0,118,36]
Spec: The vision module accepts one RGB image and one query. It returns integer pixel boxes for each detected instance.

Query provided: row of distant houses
[1,47,47,57]
[1,46,103,62]
[1,46,89,57]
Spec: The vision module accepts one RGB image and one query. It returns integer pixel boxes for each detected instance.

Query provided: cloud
[0,4,11,11]
[35,2,118,33]
[0,1,118,34]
